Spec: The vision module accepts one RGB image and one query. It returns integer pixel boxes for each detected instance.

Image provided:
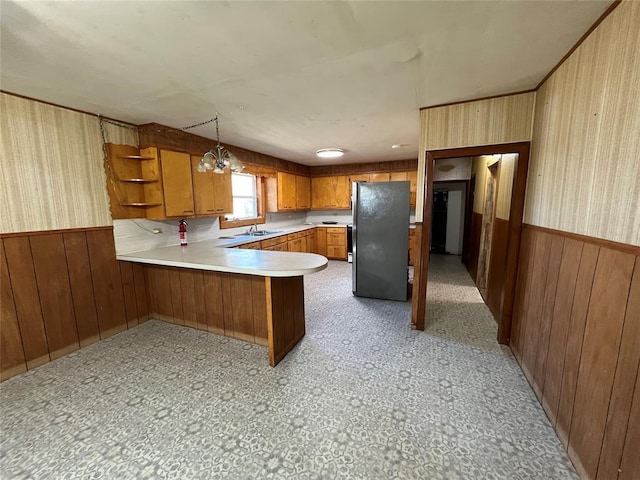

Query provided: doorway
[411,143,530,345]
[431,181,468,257]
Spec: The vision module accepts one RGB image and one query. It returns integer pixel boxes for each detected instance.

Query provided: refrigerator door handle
[352,182,358,293]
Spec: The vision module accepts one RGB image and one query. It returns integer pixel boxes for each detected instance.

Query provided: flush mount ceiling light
[190,116,244,174]
[316,148,344,159]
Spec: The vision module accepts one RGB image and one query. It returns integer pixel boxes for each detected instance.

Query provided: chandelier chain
[182,116,218,131]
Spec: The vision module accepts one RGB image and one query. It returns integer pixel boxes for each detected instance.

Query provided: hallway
[0,257,576,479]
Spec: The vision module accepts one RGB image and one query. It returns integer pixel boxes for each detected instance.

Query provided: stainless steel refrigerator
[352,181,410,301]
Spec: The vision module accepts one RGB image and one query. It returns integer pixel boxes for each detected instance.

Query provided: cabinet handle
[183,210,194,213]
[206,209,216,212]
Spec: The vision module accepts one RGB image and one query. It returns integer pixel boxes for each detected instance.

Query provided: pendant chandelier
[196,116,244,174]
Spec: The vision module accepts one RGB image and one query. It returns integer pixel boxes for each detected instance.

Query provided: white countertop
[117,227,328,277]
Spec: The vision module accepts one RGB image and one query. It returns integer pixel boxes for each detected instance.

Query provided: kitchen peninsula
[118,235,327,367]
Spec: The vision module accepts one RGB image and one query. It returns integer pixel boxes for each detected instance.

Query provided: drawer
[326,227,345,234]
[326,245,346,260]
[287,233,298,241]
[327,233,345,246]
[261,235,287,248]
[239,241,260,249]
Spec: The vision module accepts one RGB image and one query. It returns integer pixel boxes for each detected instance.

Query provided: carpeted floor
[0,256,577,479]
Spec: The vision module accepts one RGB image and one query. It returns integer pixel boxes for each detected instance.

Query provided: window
[220,172,266,229]
[227,173,257,220]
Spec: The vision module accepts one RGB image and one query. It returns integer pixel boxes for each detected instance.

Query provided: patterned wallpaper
[416,93,535,221]
[495,153,516,221]
[525,0,640,246]
[0,94,137,233]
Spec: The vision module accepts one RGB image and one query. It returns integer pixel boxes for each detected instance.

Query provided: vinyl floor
[0,256,577,479]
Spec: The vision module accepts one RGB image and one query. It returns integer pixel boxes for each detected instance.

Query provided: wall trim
[0,90,136,126]
[0,225,113,239]
[419,89,536,111]
[524,224,640,256]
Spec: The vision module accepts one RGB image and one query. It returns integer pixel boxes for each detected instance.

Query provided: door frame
[411,142,530,345]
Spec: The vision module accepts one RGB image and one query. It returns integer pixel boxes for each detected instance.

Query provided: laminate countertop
[117,225,328,277]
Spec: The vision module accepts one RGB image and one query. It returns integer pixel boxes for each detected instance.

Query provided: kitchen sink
[235,230,282,237]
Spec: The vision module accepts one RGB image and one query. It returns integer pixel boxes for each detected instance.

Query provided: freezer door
[353,182,410,301]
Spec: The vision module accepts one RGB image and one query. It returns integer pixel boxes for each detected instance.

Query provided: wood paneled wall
[145,265,269,345]
[417,92,534,221]
[525,0,640,246]
[511,225,640,480]
[0,227,148,382]
[143,264,306,366]
[471,156,492,214]
[0,93,137,234]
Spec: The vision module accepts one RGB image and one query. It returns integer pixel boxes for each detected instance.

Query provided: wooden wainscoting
[145,265,269,345]
[144,264,305,367]
[0,227,149,382]
[511,224,640,480]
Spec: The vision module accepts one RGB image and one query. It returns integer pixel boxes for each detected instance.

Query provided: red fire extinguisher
[179,219,188,246]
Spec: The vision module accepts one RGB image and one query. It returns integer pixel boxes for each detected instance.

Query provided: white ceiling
[1,1,612,166]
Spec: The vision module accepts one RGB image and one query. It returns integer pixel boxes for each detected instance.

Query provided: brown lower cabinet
[325,227,347,260]
[232,227,344,259]
[232,226,420,264]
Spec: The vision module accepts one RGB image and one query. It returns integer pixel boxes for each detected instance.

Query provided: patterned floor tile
[0,256,577,479]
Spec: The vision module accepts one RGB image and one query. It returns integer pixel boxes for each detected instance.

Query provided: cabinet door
[327,232,346,246]
[332,175,350,208]
[191,155,217,215]
[327,245,347,260]
[296,175,311,210]
[315,228,327,256]
[349,174,369,196]
[390,172,407,182]
[407,170,417,208]
[370,173,391,182]
[212,169,233,214]
[277,172,297,210]
[306,231,315,253]
[311,177,332,209]
[161,150,194,217]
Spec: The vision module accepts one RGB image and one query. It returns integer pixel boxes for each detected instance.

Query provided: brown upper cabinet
[407,170,417,208]
[266,172,311,212]
[277,172,297,210]
[190,155,233,216]
[348,174,369,195]
[369,172,391,182]
[296,175,311,209]
[311,175,350,209]
[390,172,407,182]
[159,150,195,217]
